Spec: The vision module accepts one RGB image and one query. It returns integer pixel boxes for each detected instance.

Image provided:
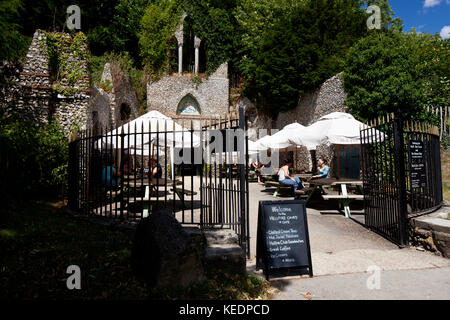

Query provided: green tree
[139,0,183,74]
[0,110,68,196]
[237,0,368,116]
[343,31,428,121]
[0,0,29,60]
[139,0,241,75]
[407,31,450,113]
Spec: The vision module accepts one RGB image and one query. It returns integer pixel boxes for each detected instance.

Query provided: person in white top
[278,159,303,191]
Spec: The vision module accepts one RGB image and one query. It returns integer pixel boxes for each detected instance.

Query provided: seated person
[102,162,118,188]
[150,158,163,179]
[278,159,303,191]
[312,157,330,179]
[250,159,264,183]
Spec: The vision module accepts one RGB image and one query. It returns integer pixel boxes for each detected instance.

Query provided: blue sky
[388,0,450,38]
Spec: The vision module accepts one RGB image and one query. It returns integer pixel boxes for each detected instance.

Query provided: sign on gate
[409,140,427,189]
[256,200,313,280]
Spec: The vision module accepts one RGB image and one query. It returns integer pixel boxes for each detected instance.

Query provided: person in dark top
[251,159,263,183]
[150,158,163,179]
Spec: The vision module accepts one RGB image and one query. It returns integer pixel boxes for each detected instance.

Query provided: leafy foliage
[182,0,239,73]
[139,0,183,75]
[0,0,29,60]
[360,0,403,31]
[139,0,240,75]
[0,111,68,196]
[343,30,449,122]
[44,32,90,94]
[0,199,270,299]
[237,0,368,116]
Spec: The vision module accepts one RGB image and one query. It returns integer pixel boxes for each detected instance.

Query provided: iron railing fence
[68,108,250,256]
[360,113,443,246]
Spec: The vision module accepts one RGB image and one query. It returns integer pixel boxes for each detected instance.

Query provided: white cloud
[440,25,450,39]
[424,0,442,8]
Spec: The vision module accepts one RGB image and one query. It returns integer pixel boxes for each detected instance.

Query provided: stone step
[185,228,246,274]
[203,229,239,246]
[204,244,246,274]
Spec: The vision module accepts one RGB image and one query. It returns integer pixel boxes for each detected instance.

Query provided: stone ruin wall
[147,62,230,128]
[1,30,140,136]
[244,73,348,175]
[0,30,92,133]
[87,63,139,134]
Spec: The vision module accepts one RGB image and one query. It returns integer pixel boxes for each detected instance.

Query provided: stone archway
[120,103,131,121]
[177,94,201,115]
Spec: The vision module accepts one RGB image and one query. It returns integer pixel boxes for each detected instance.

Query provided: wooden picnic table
[264,174,313,197]
[308,178,363,218]
[139,178,196,216]
[298,173,314,182]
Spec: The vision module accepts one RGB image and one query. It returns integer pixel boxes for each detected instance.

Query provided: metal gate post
[238,106,248,256]
[119,131,125,221]
[393,110,409,246]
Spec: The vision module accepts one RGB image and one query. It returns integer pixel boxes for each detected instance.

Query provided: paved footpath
[246,183,450,300]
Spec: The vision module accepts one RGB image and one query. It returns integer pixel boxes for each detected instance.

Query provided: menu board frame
[256,200,313,280]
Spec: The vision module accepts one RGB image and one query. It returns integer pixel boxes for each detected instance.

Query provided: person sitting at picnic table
[312,157,330,179]
[102,161,118,188]
[278,159,303,191]
[150,158,163,179]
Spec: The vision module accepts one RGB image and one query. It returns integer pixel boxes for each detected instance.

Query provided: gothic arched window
[177,95,200,115]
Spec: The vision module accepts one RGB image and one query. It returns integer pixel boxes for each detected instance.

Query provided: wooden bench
[322,194,364,218]
[264,181,294,197]
[137,185,199,216]
[294,187,314,197]
[322,195,364,200]
[265,181,312,198]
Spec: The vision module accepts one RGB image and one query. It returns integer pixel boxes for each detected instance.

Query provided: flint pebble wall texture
[244,73,349,175]
[1,30,139,136]
[147,63,229,117]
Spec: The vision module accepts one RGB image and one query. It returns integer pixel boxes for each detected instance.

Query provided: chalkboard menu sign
[256,200,313,280]
[409,140,427,189]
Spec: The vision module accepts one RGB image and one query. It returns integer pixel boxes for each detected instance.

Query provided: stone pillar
[194,36,201,75]
[175,25,184,76]
[178,44,183,75]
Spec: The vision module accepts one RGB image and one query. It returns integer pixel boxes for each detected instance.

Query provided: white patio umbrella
[250,135,271,152]
[248,140,266,154]
[259,122,305,150]
[96,110,200,180]
[288,112,384,150]
[96,110,200,150]
[129,144,166,157]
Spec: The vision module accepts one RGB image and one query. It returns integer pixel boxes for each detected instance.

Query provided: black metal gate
[360,113,443,246]
[68,107,250,256]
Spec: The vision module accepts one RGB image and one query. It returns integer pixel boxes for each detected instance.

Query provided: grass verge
[0,200,269,300]
[443,151,449,201]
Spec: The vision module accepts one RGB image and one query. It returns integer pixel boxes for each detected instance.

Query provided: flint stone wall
[88,63,139,132]
[2,30,140,135]
[244,73,348,175]
[147,62,229,117]
[1,30,92,133]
